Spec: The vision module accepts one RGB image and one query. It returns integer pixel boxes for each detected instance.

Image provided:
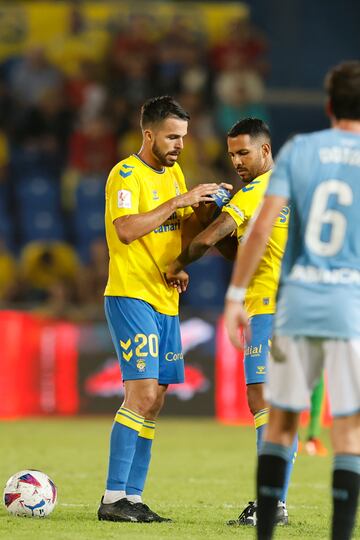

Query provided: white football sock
[126,494,142,504]
[103,489,126,504]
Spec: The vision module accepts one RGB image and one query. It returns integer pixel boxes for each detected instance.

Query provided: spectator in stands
[13,87,74,159]
[209,16,269,76]
[154,15,206,95]
[19,241,79,302]
[108,14,156,81]
[0,70,15,135]
[9,46,64,107]
[77,238,109,319]
[214,55,269,134]
[31,279,83,321]
[110,54,152,107]
[176,92,224,187]
[178,48,212,102]
[66,59,105,112]
[0,237,18,303]
[68,115,117,175]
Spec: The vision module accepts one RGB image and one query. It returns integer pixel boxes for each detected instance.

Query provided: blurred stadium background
[0,0,358,422]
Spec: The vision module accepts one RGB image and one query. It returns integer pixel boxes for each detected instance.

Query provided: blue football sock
[280,433,298,502]
[257,442,292,539]
[254,408,269,454]
[332,454,360,540]
[126,420,155,496]
[106,407,144,491]
[254,408,297,503]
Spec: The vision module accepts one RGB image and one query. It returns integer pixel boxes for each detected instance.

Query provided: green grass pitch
[0,418,359,540]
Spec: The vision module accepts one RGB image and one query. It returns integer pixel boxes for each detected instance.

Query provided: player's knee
[125,389,159,417]
[332,414,360,454]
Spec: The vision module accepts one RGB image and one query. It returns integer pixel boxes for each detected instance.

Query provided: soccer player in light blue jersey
[224,60,360,540]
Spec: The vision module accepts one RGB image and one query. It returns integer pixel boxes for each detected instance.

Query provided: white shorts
[266,336,360,417]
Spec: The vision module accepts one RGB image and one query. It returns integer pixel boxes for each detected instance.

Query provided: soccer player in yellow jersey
[166,118,297,526]
[98,96,228,524]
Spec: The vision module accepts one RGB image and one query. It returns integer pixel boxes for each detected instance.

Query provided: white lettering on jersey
[290,264,360,285]
[117,190,132,208]
[319,147,360,167]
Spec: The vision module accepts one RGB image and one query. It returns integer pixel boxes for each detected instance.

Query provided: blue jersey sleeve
[267,139,294,199]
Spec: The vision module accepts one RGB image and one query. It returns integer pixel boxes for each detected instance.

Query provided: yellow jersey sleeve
[221,173,269,231]
[107,162,140,221]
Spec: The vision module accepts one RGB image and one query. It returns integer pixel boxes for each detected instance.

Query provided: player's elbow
[194,238,212,253]
[117,230,133,245]
[114,221,134,245]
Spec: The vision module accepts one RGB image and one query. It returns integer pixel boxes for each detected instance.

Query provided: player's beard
[237,156,263,183]
[152,140,178,167]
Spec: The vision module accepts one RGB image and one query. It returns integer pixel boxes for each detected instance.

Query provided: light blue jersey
[267,128,360,338]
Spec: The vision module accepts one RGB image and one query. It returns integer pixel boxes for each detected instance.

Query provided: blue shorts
[104,296,184,384]
[244,313,273,385]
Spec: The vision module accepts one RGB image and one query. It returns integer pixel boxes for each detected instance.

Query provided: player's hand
[165,268,189,293]
[218,182,233,192]
[176,183,220,208]
[224,299,251,349]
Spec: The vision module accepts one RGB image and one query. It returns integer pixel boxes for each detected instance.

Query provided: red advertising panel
[0,312,79,418]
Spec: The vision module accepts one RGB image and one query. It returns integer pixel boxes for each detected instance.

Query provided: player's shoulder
[234,170,269,199]
[288,129,335,151]
[226,174,267,217]
[169,161,184,179]
[109,154,142,184]
[110,154,139,178]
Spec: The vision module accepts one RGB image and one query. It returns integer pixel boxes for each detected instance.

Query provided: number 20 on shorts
[134,333,159,358]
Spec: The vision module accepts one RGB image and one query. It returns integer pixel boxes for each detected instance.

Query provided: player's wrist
[225,284,246,303]
[173,194,183,210]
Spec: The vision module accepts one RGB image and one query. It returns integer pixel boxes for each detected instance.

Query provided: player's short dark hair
[325,61,360,120]
[140,96,190,129]
[227,118,271,142]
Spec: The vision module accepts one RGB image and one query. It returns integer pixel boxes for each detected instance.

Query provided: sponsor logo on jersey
[154,211,181,233]
[165,352,184,362]
[319,146,360,167]
[256,365,266,375]
[224,203,244,220]
[152,190,159,200]
[290,264,360,285]
[245,344,263,357]
[117,189,132,208]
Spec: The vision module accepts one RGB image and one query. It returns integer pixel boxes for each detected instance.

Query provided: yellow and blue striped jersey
[222,170,289,316]
[104,154,192,316]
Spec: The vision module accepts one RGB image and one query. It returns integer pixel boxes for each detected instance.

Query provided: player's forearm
[192,203,218,227]
[215,236,238,261]
[173,212,236,271]
[114,198,179,244]
[175,238,211,271]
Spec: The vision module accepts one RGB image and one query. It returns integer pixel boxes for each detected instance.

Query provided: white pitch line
[60,503,89,507]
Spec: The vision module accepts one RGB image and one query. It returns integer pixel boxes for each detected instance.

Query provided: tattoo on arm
[177,213,236,267]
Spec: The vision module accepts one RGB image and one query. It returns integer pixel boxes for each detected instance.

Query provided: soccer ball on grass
[3,470,57,517]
